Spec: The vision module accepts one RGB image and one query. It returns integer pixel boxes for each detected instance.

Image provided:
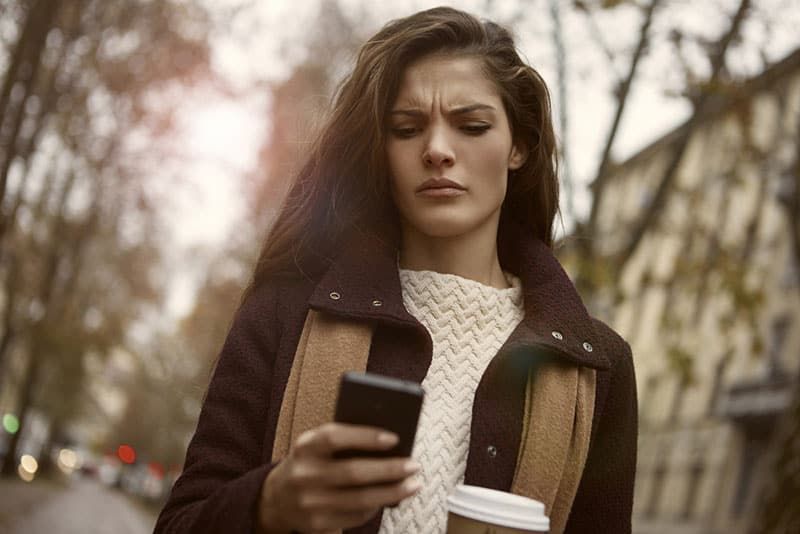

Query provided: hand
[257,423,422,533]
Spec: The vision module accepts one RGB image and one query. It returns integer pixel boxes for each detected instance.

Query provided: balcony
[717,373,795,427]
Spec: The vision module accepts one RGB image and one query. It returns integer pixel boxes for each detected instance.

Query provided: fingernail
[404,478,422,492]
[404,460,421,474]
[378,432,398,445]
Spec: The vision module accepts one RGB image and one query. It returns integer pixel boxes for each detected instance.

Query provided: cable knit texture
[379,269,525,533]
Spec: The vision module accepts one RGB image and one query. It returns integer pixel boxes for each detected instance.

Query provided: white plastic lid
[447,485,549,532]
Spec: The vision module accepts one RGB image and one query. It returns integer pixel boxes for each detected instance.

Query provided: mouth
[415,177,467,194]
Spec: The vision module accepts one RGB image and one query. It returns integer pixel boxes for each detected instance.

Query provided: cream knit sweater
[378,268,525,533]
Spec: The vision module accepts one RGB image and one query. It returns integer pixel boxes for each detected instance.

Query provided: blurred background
[0,0,798,533]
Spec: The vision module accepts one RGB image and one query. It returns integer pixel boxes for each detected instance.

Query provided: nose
[422,127,455,168]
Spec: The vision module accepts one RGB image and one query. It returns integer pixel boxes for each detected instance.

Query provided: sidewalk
[0,476,156,534]
[0,477,63,528]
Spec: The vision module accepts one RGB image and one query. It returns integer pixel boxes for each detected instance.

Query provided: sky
[161,0,800,318]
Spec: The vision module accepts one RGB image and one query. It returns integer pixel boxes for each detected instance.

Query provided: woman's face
[386,54,526,242]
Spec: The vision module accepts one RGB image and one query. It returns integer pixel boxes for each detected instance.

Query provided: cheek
[470,140,513,185]
[387,144,416,190]
[386,153,408,214]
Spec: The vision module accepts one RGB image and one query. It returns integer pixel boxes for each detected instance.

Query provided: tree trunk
[0,258,20,388]
[0,30,71,244]
[0,0,45,127]
[587,0,661,226]
[0,167,77,470]
[574,0,661,297]
[0,0,59,208]
[786,148,800,283]
[35,418,62,478]
[0,158,61,355]
[549,0,574,222]
[0,341,41,476]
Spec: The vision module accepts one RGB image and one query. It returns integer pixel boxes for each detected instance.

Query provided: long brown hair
[249,6,559,290]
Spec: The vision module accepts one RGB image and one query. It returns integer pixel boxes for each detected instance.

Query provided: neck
[398,221,508,289]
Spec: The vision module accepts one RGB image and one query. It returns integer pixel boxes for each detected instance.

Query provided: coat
[154,224,638,534]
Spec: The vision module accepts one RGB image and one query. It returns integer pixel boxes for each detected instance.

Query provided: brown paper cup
[446,485,549,533]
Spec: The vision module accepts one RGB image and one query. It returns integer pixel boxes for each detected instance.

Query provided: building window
[641,374,660,428]
[682,461,705,520]
[627,284,648,347]
[646,463,668,518]
[782,248,799,289]
[707,354,730,416]
[767,315,791,379]
[732,434,762,517]
[638,188,653,210]
[669,375,689,425]
[691,237,720,325]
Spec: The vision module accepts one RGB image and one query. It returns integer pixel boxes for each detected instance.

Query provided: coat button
[329,291,341,300]
[487,445,497,458]
[551,331,564,341]
[372,299,383,307]
[582,341,593,353]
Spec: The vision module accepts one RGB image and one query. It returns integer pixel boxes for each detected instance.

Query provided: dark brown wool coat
[155,224,638,534]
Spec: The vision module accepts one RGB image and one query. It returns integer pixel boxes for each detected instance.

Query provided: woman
[155,7,637,534]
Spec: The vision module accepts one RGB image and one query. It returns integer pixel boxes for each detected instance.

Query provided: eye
[390,126,419,138]
[461,123,491,135]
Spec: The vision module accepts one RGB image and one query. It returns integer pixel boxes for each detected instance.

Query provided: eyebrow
[389,103,496,117]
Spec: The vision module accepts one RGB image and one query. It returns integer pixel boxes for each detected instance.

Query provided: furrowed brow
[448,104,496,115]
[389,109,425,118]
[390,104,496,118]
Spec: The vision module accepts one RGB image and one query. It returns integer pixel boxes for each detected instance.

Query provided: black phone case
[333,371,424,459]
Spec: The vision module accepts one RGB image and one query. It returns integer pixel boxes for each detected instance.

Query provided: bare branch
[616,0,752,266]
[550,0,574,223]
[0,0,59,206]
[576,1,622,81]
[588,0,661,228]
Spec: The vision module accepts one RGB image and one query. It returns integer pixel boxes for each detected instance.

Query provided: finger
[284,457,418,489]
[304,476,422,513]
[317,457,420,487]
[294,423,398,458]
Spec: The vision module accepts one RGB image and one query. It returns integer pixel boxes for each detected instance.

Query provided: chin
[409,215,487,240]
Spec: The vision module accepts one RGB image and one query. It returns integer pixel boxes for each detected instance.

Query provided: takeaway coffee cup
[446,485,549,533]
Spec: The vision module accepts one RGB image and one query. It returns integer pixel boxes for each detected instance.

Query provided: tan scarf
[272,310,596,534]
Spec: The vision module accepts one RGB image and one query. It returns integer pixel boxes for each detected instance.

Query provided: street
[0,477,156,534]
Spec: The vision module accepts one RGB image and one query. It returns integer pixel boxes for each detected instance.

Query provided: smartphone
[333,371,424,459]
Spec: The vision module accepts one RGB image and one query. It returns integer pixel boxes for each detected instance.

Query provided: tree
[246,0,363,228]
[0,0,212,476]
[105,250,250,471]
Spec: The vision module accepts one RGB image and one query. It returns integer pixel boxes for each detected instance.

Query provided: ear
[508,142,528,170]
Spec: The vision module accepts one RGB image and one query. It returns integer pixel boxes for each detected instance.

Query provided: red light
[149,462,164,478]
[117,444,136,464]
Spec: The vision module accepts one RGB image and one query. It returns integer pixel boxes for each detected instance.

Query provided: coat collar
[308,225,610,370]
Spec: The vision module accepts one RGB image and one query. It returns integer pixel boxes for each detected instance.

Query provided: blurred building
[592,49,800,534]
